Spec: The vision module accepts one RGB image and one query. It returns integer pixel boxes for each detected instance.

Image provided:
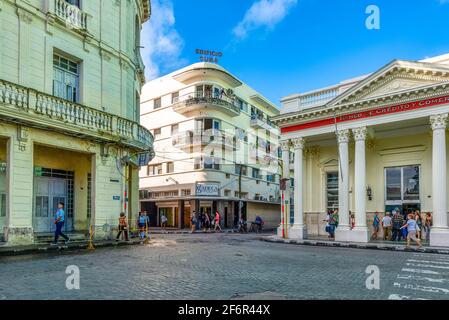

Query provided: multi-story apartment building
[0,0,153,245]
[273,53,449,246]
[140,63,281,230]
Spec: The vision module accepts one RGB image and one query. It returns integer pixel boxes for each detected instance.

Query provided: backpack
[393,216,403,229]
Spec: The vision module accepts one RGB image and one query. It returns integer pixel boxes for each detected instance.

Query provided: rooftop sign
[195,49,223,64]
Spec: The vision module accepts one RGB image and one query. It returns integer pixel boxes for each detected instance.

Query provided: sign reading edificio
[195,49,223,64]
[196,183,220,196]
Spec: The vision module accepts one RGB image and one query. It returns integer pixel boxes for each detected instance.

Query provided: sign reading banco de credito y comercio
[195,183,220,197]
[282,94,449,133]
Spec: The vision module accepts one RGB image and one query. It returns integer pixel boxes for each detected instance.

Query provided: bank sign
[196,183,220,197]
[282,94,449,133]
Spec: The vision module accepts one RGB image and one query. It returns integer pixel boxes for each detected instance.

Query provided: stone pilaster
[289,138,307,239]
[335,129,351,242]
[350,127,369,243]
[430,114,449,247]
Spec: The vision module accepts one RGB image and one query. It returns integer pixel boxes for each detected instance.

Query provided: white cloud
[140,0,186,80]
[233,0,298,40]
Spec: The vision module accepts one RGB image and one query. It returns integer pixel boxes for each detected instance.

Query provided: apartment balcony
[172,129,238,151]
[250,115,278,131]
[54,0,88,31]
[0,78,153,153]
[172,93,241,117]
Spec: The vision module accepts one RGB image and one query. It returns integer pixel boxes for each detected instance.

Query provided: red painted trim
[281,95,449,134]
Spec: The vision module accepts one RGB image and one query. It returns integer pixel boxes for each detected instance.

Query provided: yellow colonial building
[0,0,153,245]
[273,53,449,247]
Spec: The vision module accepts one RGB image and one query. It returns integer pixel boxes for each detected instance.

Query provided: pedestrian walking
[381,212,392,240]
[350,212,355,230]
[424,212,432,242]
[415,210,423,240]
[401,213,423,249]
[116,212,129,241]
[190,211,197,233]
[52,202,70,245]
[204,212,211,232]
[161,213,168,232]
[238,216,247,233]
[214,210,222,232]
[138,212,147,240]
[391,210,404,241]
[371,211,380,240]
[324,210,337,240]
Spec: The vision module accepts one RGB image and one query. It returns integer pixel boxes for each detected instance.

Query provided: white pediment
[329,60,449,106]
[362,78,440,100]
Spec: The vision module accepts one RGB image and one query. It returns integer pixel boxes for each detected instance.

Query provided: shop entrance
[183,206,191,229]
[159,207,176,227]
[34,170,74,233]
[385,165,421,217]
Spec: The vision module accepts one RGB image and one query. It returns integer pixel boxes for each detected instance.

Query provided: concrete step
[35,233,88,244]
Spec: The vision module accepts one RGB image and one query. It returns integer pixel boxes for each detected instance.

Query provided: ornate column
[277,140,291,237]
[430,114,449,247]
[290,138,307,239]
[335,129,351,241]
[351,127,369,243]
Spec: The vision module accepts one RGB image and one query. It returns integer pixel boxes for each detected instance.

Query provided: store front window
[385,165,421,214]
[326,172,339,211]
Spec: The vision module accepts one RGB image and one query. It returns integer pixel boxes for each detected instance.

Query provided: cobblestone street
[1,233,449,300]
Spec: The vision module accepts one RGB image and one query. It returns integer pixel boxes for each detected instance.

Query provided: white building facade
[139,63,281,230]
[273,54,449,247]
[0,0,153,245]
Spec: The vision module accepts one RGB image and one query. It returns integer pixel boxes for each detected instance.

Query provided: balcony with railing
[0,78,153,152]
[250,114,278,131]
[172,92,241,117]
[298,88,340,109]
[172,129,238,151]
[54,0,88,31]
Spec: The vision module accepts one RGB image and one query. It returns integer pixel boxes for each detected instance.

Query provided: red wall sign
[281,95,449,134]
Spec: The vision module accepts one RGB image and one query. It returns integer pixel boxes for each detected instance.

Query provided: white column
[289,138,307,239]
[6,128,34,245]
[430,114,449,247]
[335,129,351,241]
[351,127,369,243]
[277,140,291,237]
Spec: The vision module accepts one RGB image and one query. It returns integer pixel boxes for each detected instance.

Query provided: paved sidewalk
[261,235,449,255]
[0,229,273,257]
[0,239,142,257]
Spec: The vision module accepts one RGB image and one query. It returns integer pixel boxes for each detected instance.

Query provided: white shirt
[382,216,392,227]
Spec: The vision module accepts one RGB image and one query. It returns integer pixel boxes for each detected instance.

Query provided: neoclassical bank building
[272,53,449,247]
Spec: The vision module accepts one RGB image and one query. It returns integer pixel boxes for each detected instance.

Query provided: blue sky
[141,0,449,107]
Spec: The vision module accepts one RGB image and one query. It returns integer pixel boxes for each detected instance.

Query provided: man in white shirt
[382,212,393,240]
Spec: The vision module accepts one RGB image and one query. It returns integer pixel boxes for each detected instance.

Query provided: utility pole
[238,164,243,223]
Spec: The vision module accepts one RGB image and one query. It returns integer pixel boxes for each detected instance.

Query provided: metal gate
[34,177,73,233]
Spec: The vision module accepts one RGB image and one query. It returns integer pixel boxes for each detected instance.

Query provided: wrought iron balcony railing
[0,78,153,152]
[54,0,88,31]
[172,92,241,116]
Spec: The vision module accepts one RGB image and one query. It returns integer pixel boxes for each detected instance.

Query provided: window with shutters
[53,54,80,103]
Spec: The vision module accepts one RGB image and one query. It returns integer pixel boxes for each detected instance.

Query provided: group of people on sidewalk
[115,211,151,242]
[190,210,222,233]
[324,208,432,249]
[372,209,432,248]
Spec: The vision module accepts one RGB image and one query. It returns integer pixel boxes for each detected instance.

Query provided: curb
[260,237,449,255]
[0,240,142,258]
